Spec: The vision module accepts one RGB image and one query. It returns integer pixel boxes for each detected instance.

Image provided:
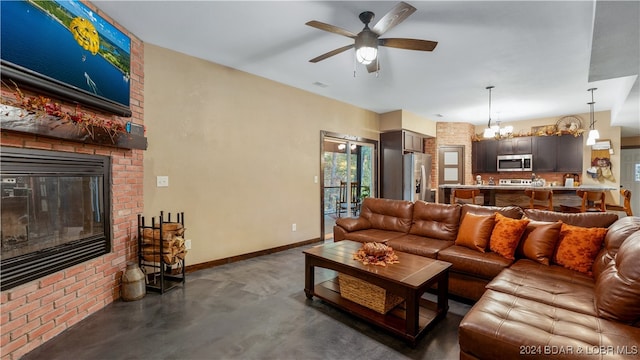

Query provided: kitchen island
[438,184,617,208]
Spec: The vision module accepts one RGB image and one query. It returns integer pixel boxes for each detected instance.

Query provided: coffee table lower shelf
[312,277,443,345]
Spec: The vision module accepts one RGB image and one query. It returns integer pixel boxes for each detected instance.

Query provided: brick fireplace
[0,2,144,359]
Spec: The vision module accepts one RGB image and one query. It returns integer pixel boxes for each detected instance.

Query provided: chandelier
[483,86,513,139]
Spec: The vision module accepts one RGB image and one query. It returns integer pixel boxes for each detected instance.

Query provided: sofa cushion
[455,213,496,252]
[343,229,405,243]
[509,259,594,288]
[359,197,414,233]
[524,208,618,228]
[459,289,640,360]
[438,245,512,279]
[593,216,640,278]
[486,267,596,316]
[386,235,454,258]
[595,230,640,325]
[516,220,562,265]
[461,204,523,220]
[554,223,607,275]
[489,213,530,260]
[409,201,461,241]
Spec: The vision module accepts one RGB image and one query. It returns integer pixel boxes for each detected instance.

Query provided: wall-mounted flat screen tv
[1,0,131,116]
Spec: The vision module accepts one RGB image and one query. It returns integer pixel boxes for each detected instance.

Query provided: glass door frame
[320,131,378,241]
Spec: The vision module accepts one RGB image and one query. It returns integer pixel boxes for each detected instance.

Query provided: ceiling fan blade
[309,44,354,63]
[379,38,438,51]
[306,20,357,38]
[366,61,380,73]
[371,2,416,35]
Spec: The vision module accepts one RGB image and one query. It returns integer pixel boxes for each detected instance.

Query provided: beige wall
[379,109,437,136]
[143,44,379,265]
[473,111,622,201]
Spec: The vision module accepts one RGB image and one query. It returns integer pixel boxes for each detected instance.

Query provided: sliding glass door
[321,132,377,240]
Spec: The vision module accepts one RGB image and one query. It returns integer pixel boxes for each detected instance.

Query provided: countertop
[438,184,618,191]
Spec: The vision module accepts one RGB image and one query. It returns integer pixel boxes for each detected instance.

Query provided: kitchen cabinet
[380,130,429,199]
[403,130,424,153]
[472,139,498,173]
[497,137,532,155]
[381,130,424,154]
[532,136,556,172]
[532,134,583,172]
[556,135,583,172]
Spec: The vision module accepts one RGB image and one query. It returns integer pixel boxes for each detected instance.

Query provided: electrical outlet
[2,178,16,184]
[185,239,192,250]
[156,176,169,187]
[292,223,297,232]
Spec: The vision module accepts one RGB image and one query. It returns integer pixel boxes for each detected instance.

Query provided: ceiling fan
[306,2,437,73]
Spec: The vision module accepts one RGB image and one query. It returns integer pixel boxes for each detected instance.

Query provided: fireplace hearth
[1,147,111,290]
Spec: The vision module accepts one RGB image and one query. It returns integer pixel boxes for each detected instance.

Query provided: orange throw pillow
[554,223,608,275]
[518,220,563,265]
[489,213,530,260]
[455,213,496,252]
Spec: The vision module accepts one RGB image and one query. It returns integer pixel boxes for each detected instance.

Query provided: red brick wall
[424,137,437,189]
[434,122,475,202]
[0,2,143,359]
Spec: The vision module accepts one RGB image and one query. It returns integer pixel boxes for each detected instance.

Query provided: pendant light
[586,88,600,146]
[483,86,498,138]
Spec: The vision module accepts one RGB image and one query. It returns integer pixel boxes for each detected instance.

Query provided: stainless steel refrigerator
[381,151,432,202]
[403,153,432,202]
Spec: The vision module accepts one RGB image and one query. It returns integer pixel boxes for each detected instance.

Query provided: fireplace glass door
[1,147,111,290]
[2,175,105,259]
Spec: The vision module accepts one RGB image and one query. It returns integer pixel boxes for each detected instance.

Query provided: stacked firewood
[141,222,187,265]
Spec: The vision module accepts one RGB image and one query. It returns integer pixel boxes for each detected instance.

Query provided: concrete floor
[23,243,471,360]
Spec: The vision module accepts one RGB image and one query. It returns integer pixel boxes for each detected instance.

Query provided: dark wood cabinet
[532,136,556,172]
[532,135,583,172]
[556,135,583,172]
[380,130,427,199]
[475,135,582,174]
[402,130,424,153]
[472,139,498,173]
[497,137,532,155]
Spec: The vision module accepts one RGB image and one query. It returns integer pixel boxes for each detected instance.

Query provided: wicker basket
[338,273,404,314]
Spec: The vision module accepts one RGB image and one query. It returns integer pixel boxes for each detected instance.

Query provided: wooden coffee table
[304,240,451,346]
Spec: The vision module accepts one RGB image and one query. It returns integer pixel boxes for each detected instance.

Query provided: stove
[498,179,532,186]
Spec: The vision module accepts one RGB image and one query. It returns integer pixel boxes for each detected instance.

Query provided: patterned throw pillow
[518,220,563,265]
[554,223,608,275]
[455,213,496,252]
[489,213,530,260]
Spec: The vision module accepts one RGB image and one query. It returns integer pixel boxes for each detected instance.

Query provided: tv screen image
[1,0,131,115]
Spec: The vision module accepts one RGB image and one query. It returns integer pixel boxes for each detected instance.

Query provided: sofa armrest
[335,217,372,232]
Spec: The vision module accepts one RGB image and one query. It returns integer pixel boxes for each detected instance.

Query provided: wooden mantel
[1,110,147,150]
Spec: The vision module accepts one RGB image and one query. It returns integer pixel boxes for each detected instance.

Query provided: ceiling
[93,1,640,136]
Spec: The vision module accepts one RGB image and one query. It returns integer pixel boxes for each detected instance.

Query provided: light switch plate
[156,176,169,187]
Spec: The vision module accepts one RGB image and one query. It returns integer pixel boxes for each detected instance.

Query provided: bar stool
[452,189,479,205]
[606,188,633,216]
[524,188,553,211]
[577,190,606,212]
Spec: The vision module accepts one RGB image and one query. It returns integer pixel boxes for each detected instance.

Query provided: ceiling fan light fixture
[356,46,378,64]
[355,27,378,64]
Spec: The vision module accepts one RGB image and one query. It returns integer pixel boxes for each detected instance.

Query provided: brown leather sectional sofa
[333,197,640,359]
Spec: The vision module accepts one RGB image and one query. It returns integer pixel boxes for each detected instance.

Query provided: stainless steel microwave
[497,154,533,172]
